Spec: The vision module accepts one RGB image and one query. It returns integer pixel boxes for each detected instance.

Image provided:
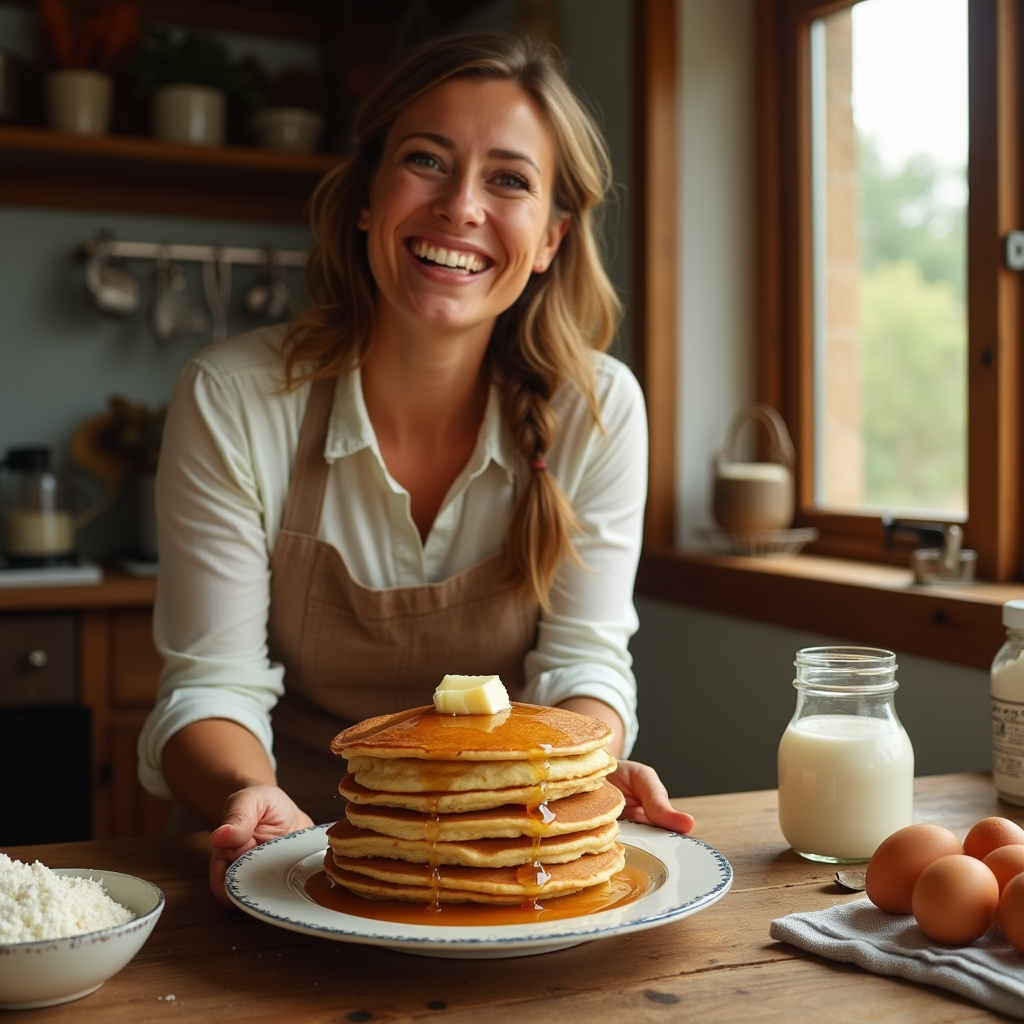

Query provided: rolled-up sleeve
[521,358,646,757]
[137,358,286,799]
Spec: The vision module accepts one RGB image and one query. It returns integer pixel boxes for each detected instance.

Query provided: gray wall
[629,599,992,798]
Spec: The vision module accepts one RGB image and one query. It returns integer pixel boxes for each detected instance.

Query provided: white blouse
[137,325,647,799]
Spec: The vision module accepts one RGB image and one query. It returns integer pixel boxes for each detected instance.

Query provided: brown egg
[963,816,1024,860]
[865,823,963,914]
[912,854,999,945]
[997,872,1024,951]
[983,845,1024,893]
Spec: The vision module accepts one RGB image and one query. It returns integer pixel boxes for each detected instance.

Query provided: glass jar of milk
[991,601,1024,805]
[777,647,915,863]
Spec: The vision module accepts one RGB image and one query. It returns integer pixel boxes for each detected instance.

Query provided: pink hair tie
[530,458,548,471]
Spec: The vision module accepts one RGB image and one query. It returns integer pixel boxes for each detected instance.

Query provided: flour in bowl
[0,853,134,943]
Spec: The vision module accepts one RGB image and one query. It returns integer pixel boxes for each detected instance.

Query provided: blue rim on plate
[225,821,732,959]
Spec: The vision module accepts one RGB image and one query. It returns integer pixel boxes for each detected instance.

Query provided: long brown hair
[283,32,622,609]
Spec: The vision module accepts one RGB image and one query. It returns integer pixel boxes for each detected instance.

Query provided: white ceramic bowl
[0,868,165,1010]
[249,106,325,153]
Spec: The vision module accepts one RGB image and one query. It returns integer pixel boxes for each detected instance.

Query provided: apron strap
[280,375,336,537]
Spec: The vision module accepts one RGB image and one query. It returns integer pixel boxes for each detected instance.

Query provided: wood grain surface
[2,775,1019,1023]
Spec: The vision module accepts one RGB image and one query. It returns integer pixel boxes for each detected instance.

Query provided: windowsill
[636,548,1024,672]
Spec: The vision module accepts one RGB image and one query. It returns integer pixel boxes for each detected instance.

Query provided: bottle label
[992,697,1024,793]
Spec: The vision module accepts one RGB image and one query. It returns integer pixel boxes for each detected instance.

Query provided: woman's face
[359,76,568,341]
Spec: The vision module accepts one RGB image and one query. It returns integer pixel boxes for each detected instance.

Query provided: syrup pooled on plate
[305,849,657,927]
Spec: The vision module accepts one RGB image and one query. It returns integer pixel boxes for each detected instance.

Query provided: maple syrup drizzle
[425,795,442,915]
[514,762,554,909]
[305,861,651,927]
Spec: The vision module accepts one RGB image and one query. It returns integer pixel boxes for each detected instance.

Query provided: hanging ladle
[202,248,232,343]
[84,231,140,317]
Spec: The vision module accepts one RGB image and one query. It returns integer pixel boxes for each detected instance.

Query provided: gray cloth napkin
[770,896,1024,1018]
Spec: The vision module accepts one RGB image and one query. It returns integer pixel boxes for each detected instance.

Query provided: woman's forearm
[556,697,625,757]
[161,718,278,828]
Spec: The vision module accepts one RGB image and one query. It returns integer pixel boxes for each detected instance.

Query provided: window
[810,1,968,518]
[761,0,1023,578]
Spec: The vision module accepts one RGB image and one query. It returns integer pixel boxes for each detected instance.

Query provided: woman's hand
[208,784,314,905]
[609,760,695,834]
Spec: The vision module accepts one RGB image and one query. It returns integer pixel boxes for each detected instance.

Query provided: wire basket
[698,527,819,557]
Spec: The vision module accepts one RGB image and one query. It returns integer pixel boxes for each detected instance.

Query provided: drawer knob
[26,649,48,669]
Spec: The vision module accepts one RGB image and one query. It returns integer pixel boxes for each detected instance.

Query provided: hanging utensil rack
[78,237,309,268]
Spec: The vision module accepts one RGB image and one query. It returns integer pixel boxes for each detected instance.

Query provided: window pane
[810,0,968,516]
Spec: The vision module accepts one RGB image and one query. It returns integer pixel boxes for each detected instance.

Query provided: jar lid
[1003,600,1024,628]
[3,447,50,470]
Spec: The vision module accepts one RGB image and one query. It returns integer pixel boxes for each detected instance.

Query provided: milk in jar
[777,648,914,862]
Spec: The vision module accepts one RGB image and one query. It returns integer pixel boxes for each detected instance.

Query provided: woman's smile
[406,238,492,276]
[359,77,568,340]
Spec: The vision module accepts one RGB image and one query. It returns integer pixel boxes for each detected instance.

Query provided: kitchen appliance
[0,447,108,566]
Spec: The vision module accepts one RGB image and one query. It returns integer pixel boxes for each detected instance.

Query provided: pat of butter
[433,674,511,715]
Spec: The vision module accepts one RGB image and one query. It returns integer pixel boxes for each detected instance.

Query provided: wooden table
[3,773,1019,1023]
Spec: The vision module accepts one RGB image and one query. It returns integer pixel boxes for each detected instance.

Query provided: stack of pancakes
[324,702,626,905]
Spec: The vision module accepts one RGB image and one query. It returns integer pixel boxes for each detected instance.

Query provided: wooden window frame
[761,0,1024,576]
[631,0,1024,668]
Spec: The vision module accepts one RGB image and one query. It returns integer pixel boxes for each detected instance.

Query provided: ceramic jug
[712,404,796,531]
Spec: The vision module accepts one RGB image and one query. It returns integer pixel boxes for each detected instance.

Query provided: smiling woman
[136,32,694,905]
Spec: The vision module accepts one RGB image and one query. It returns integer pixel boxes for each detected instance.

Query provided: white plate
[225,821,732,959]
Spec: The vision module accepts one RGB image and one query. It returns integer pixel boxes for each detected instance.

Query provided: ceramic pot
[249,107,325,152]
[711,404,796,531]
[152,84,225,145]
[45,69,112,136]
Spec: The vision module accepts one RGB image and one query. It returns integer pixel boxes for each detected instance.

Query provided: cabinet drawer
[0,613,75,706]
[111,610,162,706]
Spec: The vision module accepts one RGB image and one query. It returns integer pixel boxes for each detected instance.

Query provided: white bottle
[991,600,1024,805]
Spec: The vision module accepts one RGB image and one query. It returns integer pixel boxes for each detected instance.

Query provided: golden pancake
[323,844,626,903]
[338,768,612,813]
[344,779,626,841]
[332,702,613,761]
[346,748,615,794]
[327,818,619,867]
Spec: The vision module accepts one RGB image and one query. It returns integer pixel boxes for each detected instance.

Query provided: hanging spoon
[244,247,291,321]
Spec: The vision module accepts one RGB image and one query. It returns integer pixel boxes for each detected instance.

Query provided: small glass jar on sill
[777,646,915,863]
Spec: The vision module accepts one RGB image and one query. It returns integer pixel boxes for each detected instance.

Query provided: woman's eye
[494,170,532,191]
[404,150,442,170]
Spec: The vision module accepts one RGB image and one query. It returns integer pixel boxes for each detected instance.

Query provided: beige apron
[267,376,539,823]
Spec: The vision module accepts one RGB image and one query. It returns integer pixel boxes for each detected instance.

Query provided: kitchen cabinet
[0,571,168,840]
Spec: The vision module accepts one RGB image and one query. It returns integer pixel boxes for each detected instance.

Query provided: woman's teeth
[410,240,487,274]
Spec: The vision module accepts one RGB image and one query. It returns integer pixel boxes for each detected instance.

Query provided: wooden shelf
[0,125,340,221]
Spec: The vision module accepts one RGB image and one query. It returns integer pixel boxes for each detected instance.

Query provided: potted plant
[129,27,263,146]
[36,0,141,136]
